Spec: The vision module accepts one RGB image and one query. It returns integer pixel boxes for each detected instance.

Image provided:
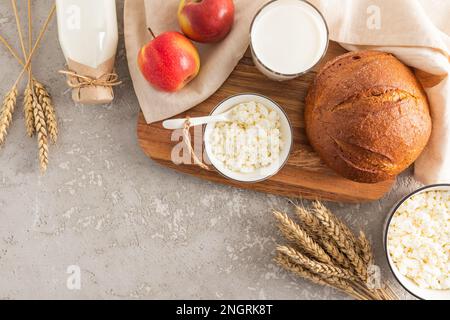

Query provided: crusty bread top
[305,50,432,183]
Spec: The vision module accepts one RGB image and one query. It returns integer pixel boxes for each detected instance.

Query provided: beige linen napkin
[124,0,267,123]
[308,0,450,184]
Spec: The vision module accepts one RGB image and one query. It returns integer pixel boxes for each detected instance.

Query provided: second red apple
[138,31,200,92]
[178,0,235,43]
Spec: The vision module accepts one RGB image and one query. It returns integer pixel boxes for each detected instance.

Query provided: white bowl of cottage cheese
[204,93,293,183]
[385,184,450,300]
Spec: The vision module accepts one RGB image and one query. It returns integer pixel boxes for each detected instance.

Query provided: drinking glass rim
[249,0,330,78]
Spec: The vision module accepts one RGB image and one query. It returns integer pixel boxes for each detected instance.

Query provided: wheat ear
[0,87,18,146]
[314,202,359,245]
[275,254,367,300]
[277,245,357,281]
[273,211,332,264]
[294,204,352,269]
[32,95,48,172]
[357,231,374,267]
[34,80,57,143]
[311,202,367,282]
[23,81,35,137]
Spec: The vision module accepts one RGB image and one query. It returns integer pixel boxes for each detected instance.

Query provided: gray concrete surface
[0,1,418,299]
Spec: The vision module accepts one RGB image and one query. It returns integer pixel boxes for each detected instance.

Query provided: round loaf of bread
[305,51,432,183]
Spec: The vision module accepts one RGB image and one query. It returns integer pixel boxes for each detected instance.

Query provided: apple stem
[148,27,156,40]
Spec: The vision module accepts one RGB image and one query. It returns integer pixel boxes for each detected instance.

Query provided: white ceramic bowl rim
[384,183,450,300]
[203,93,293,184]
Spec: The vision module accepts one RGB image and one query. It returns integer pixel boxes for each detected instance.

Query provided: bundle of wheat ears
[273,201,399,300]
[0,1,56,172]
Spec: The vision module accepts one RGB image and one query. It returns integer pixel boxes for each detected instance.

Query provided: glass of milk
[250,0,329,81]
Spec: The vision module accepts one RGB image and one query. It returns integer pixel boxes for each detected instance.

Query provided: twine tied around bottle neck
[59,70,122,89]
[183,117,210,171]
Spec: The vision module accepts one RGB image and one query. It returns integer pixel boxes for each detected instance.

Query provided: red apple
[178,0,235,43]
[138,31,201,92]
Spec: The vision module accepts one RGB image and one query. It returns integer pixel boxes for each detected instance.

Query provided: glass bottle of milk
[56,0,119,104]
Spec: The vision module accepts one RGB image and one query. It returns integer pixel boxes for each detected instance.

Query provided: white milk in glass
[56,0,119,104]
[250,0,328,81]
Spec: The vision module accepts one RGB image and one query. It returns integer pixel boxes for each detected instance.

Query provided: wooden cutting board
[137,42,395,203]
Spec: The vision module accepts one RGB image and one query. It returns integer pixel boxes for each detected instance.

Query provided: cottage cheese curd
[210,101,282,173]
[387,190,450,290]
